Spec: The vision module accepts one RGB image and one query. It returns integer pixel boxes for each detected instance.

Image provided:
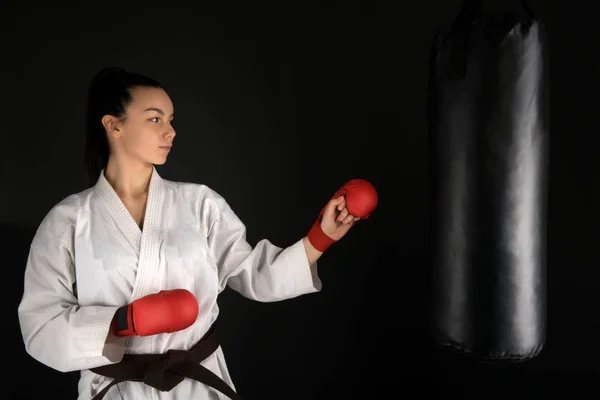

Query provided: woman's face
[108,86,176,166]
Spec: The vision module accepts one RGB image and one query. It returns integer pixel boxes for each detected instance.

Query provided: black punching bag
[428,0,548,362]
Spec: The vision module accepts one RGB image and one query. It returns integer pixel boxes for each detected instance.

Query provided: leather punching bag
[428,0,548,362]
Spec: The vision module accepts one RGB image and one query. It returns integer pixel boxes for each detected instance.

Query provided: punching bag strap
[446,0,536,81]
[454,0,482,26]
[455,0,535,23]
[445,0,479,81]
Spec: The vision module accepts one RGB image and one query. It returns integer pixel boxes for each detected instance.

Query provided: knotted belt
[89,323,242,399]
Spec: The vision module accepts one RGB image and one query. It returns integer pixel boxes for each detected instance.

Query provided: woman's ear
[102,115,123,139]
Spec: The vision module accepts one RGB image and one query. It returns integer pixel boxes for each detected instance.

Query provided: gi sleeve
[17,229,126,373]
[208,202,323,302]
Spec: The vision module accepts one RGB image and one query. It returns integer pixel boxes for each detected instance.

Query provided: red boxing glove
[112,289,199,337]
[307,179,378,252]
[339,179,379,219]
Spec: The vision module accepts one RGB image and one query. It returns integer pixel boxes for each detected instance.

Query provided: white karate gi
[17,167,322,400]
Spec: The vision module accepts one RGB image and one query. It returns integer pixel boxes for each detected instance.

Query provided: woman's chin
[152,155,169,166]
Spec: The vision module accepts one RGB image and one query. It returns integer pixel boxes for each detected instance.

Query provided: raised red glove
[307,179,378,252]
[112,289,199,337]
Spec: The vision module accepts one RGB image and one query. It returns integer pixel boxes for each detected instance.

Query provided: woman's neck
[104,157,153,199]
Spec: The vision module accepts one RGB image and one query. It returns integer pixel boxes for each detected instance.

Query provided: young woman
[17,67,378,400]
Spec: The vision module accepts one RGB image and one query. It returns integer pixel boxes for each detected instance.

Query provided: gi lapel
[95,167,166,301]
[130,167,166,302]
[95,171,142,257]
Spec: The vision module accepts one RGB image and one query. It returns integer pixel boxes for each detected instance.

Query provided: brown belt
[89,323,242,400]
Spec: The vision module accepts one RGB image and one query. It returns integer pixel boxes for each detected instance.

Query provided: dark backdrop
[2,1,599,399]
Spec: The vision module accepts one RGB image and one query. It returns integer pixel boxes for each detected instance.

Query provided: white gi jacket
[17,167,322,399]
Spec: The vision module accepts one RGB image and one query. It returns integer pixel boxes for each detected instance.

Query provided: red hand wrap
[307,188,347,252]
[307,217,336,253]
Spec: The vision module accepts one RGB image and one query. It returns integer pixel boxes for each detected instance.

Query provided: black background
[2,1,599,399]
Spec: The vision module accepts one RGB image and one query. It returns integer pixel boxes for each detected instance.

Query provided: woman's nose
[164,127,176,140]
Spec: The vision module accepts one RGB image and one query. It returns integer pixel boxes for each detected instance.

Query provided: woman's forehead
[129,86,174,114]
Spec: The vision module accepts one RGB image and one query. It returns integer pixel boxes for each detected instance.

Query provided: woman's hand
[305,179,376,256]
[320,195,359,241]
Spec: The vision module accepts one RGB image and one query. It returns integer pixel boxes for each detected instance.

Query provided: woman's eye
[150,117,160,123]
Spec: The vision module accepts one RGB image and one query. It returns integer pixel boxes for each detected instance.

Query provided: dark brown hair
[83,67,165,185]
